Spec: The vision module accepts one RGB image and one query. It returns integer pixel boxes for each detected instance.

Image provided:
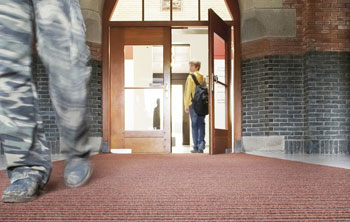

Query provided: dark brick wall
[242,57,268,137]
[32,55,102,154]
[266,56,305,153]
[242,55,305,153]
[86,60,103,137]
[242,51,350,154]
[304,52,350,154]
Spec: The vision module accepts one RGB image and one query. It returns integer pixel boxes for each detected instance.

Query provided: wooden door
[208,9,232,154]
[110,27,171,153]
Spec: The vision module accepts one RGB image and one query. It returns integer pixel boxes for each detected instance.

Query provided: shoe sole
[1,193,38,203]
[64,165,93,188]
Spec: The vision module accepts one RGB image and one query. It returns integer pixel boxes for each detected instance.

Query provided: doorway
[103,1,242,154]
[107,22,233,154]
[171,28,210,154]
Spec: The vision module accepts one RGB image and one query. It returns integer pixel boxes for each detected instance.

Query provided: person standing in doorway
[184,61,206,153]
[0,0,92,203]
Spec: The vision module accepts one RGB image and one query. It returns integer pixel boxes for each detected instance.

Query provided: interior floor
[247,150,350,169]
[172,145,210,154]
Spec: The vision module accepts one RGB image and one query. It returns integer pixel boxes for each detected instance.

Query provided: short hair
[189,61,201,70]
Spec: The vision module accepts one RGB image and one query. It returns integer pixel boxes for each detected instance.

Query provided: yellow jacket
[184,71,205,109]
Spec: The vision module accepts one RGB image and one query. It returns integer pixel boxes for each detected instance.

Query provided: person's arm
[184,75,193,112]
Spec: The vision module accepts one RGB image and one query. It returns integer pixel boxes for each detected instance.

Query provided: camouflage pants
[0,0,92,186]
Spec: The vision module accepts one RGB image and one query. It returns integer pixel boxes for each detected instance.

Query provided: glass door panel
[124,45,165,132]
[111,0,232,22]
[145,0,170,21]
[124,45,164,87]
[201,0,232,21]
[172,0,198,21]
[214,33,226,84]
[111,0,142,21]
[214,83,227,130]
[213,33,227,129]
[125,89,164,130]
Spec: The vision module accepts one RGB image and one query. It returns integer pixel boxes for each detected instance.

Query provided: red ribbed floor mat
[1,153,350,221]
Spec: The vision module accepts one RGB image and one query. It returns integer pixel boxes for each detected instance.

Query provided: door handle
[164,83,169,98]
[212,74,218,92]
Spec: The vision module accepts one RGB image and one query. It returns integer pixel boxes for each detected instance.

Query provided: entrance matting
[1,153,350,221]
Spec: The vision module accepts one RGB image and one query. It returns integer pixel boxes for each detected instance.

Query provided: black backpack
[191,74,209,116]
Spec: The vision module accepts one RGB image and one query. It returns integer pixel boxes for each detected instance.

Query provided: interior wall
[238,0,296,43]
[171,85,184,147]
[80,0,104,44]
[172,30,209,77]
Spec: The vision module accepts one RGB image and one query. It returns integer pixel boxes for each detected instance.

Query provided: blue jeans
[189,105,206,150]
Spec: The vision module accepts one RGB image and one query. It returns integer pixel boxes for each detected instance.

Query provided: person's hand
[185,108,189,113]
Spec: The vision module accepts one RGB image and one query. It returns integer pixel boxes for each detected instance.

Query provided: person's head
[189,61,201,72]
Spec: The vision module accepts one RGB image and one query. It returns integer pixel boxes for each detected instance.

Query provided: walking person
[0,0,92,203]
[184,61,207,153]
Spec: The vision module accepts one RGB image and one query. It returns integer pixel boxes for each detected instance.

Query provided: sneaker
[2,177,41,203]
[198,149,204,153]
[199,142,206,151]
[190,149,198,153]
[64,157,92,188]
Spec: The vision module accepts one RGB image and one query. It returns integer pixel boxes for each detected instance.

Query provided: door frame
[102,0,242,153]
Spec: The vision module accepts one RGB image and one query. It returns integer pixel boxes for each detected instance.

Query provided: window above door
[110,0,232,21]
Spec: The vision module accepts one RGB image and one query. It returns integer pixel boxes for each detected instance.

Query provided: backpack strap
[190,74,200,86]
